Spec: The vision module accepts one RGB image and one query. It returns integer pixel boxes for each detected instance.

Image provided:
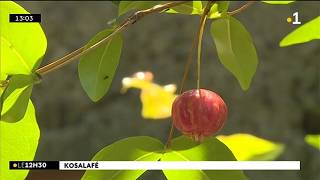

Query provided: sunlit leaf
[262,1,294,5]
[280,16,320,47]
[166,1,203,15]
[210,16,258,90]
[0,86,4,96]
[121,72,177,119]
[166,1,229,18]
[217,134,285,160]
[0,74,38,122]
[0,74,35,101]
[1,86,32,123]
[0,74,7,81]
[0,1,47,75]
[208,1,230,19]
[0,100,40,180]
[118,1,160,16]
[161,136,248,180]
[82,136,164,180]
[305,134,320,150]
[79,29,123,102]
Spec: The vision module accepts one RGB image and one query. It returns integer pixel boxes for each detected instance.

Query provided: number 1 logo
[292,12,301,25]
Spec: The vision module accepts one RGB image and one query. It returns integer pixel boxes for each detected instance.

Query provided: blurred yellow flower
[121,71,177,120]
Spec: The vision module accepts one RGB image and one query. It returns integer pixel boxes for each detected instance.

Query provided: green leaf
[0,74,37,102]
[118,1,160,16]
[0,74,37,122]
[78,29,123,102]
[82,136,164,180]
[161,136,248,180]
[0,86,4,96]
[0,100,40,180]
[1,86,32,122]
[217,1,230,14]
[280,16,320,47]
[208,1,230,19]
[0,74,7,81]
[210,16,258,90]
[167,1,228,18]
[262,1,294,5]
[217,134,285,160]
[166,1,203,15]
[305,134,320,150]
[0,1,47,75]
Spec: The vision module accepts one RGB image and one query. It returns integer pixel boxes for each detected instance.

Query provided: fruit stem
[165,1,215,149]
[196,1,213,90]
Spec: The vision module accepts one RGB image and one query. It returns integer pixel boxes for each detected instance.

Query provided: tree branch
[36,1,187,76]
[227,1,255,16]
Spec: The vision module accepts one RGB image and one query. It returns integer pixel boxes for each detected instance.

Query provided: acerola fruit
[172,89,228,142]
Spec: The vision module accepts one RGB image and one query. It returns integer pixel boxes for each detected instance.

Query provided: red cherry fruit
[172,89,228,142]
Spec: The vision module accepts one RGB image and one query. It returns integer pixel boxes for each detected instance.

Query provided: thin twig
[227,1,255,16]
[178,35,197,94]
[165,122,175,149]
[165,1,215,149]
[196,1,214,89]
[35,1,187,76]
[36,47,84,75]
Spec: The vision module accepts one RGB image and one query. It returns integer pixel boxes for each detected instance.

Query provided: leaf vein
[1,36,31,72]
